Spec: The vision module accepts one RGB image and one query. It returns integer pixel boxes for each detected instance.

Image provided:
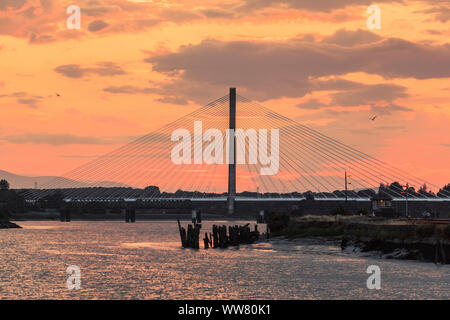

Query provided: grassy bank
[278,215,450,240]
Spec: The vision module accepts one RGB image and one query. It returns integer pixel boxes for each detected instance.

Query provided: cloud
[103,85,156,94]
[296,98,329,110]
[296,82,410,113]
[370,103,413,115]
[421,6,450,22]
[426,29,443,35]
[200,8,236,19]
[88,20,110,32]
[102,85,190,105]
[17,98,40,109]
[145,35,450,103]
[238,0,402,13]
[155,96,189,105]
[0,0,26,10]
[321,29,382,47]
[0,133,134,146]
[351,125,406,134]
[83,5,120,17]
[0,91,44,108]
[159,8,203,23]
[29,33,55,44]
[328,83,409,106]
[0,0,159,43]
[0,0,447,44]
[54,62,126,78]
[0,0,69,44]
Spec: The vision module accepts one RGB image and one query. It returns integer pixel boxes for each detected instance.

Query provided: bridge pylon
[227,88,236,215]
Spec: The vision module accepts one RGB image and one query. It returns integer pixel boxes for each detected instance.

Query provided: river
[0,220,448,299]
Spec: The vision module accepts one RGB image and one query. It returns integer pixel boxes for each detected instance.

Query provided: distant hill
[0,169,129,189]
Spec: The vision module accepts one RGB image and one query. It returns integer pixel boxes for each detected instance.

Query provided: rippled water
[0,220,448,299]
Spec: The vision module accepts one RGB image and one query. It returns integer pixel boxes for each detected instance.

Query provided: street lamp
[344,171,352,201]
[402,183,409,217]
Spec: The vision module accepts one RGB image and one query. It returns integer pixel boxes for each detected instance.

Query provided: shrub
[266,211,290,233]
[416,224,436,238]
[330,206,347,216]
[443,225,450,239]
[356,208,368,216]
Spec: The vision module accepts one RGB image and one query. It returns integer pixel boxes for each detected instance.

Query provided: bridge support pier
[227,88,236,215]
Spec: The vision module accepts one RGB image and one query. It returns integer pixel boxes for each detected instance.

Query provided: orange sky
[0,0,449,191]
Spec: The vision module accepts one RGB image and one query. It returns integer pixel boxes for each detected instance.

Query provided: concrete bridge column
[227,88,236,215]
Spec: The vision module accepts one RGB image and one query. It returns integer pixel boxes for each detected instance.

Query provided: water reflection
[0,220,448,299]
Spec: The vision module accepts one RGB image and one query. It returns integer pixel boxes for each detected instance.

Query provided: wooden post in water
[194,224,200,249]
[177,219,186,247]
[203,232,210,249]
[212,225,219,248]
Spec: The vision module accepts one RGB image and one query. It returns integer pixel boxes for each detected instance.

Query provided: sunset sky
[0,0,449,191]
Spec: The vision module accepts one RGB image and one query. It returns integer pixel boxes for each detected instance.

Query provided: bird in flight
[369,115,377,121]
[56,93,61,97]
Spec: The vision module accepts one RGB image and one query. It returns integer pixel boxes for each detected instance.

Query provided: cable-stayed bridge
[27,88,450,213]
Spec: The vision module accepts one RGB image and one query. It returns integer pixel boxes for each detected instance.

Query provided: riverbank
[270,215,450,264]
[0,220,22,229]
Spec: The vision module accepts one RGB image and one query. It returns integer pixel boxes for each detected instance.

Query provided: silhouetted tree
[437,183,450,198]
[0,179,10,191]
[143,185,160,197]
[0,180,27,214]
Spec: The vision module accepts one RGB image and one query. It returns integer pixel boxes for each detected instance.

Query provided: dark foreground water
[0,220,448,299]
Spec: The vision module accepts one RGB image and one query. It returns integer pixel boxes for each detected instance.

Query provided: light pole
[345,171,348,201]
[344,171,351,201]
[403,183,409,217]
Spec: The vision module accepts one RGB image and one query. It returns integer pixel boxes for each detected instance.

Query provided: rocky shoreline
[267,213,450,264]
[341,237,449,264]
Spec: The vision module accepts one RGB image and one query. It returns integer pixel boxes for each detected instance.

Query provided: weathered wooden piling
[177,222,262,249]
[212,225,219,248]
[178,220,201,249]
[203,232,210,249]
[177,220,186,247]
